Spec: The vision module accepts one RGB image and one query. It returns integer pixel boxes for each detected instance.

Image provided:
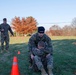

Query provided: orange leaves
[11,16,37,34]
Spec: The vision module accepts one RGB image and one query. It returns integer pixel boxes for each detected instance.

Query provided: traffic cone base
[10,56,20,75]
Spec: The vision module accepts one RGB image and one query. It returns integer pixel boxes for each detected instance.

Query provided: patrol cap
[3,18,7,21]
[38,26,45,33]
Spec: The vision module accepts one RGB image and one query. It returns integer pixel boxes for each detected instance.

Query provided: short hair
[38,41,45,47]
[3,18,7,21]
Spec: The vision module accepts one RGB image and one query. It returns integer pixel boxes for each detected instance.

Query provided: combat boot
[41,68,48,75]
[47,65,53,75]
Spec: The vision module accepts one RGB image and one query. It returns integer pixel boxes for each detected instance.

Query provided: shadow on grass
[53,39,76,75]
[0,39,76,75]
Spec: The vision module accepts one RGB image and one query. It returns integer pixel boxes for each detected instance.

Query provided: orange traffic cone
[18,51,20,54]
[10,56,20,75]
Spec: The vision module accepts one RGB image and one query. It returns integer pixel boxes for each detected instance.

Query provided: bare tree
[71,17,76,28]
[62,25,72,36]
[71,17,76,35]
[49,25,62,36]
[50,25,61,30]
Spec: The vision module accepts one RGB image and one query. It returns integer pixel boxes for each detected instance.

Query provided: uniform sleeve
[28,34,45,56]
[28,35,37,53]
[9,25,14,35]
[44,36,53,55]
[32,48,44,56]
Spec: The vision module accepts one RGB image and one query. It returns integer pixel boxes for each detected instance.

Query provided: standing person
[28,26,53,75]
[0,18,14,53]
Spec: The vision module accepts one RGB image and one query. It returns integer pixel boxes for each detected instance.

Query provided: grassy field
[0,36,76,75]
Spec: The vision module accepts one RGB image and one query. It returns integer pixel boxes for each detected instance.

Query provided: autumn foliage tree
[25,16,37,34]
[11,16,37,35]
[49,25,62,36]
[62,25,72,36]
[12,17,21,34]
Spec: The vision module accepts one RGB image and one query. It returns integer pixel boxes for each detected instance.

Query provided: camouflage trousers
[1,36,9,50]
[33,54,53,70]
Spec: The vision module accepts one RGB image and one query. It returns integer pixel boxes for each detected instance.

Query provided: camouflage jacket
[28,33,53,55]
[0,23,13,37]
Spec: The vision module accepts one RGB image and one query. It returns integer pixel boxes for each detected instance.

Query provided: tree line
[11,17,76,36]
[46,18,76,36]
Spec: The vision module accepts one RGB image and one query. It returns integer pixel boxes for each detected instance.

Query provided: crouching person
[28,26,53,75]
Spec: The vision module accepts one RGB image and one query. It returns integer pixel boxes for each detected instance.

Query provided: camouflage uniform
[28,33,53,71]
[0,23,13,51]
